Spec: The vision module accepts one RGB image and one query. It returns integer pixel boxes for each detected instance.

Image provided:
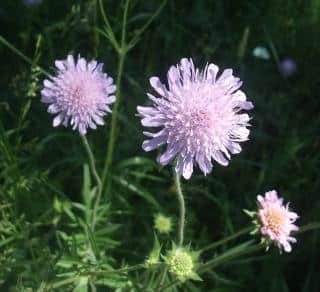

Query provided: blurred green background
[0,0,320,291]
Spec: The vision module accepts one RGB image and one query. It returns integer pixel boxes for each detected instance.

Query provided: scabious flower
[41,55,116,135]
[137,58,253,179]
[256,190,299,252]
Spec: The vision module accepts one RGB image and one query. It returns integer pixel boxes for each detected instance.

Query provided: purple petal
[150,77,167,96]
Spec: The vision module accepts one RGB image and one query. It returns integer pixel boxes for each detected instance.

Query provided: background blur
[0,0,320,291]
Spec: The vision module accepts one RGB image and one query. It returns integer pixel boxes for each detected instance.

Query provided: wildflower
[246,190,299,252]
[41,55,116,135]
[279,58,297,78]
[164,244,201,282]
[154,213,173,234]
[137,58,253,179]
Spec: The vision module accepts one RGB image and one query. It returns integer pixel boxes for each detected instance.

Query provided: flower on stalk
[245,190,299,253]
[154,213,173,234]
[137,58,253,179]
[41,55,116,135]
[163,244,201,282]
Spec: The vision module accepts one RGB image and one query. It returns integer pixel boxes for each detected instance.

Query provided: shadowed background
[0,0,319,291]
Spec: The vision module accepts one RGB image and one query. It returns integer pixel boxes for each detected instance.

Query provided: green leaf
[73,277,88,292]
[113,176,160,209]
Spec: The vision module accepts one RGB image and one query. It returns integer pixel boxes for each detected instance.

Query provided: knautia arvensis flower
[247,190,299,253]
[137,58,253,179]
[41,55,116,135]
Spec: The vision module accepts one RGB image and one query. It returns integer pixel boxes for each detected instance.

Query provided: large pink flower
[41,55,116,135]
[137,58,253,179]
[257,190,299,252]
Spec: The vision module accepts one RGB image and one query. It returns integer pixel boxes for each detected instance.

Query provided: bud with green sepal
[163,243,201,282]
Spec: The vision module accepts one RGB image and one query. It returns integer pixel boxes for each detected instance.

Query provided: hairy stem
[174,172,185,246]
[81,136,102,230]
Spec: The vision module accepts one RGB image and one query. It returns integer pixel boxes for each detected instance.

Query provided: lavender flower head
[137,58,254,179]
[41,55,116,135]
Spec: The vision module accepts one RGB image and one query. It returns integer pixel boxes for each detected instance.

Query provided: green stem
[198,243,263,273]
[92,0,99,57]
[101,52,126,193]
[98,0,119,51]
[296,222,320,234]
[101,1,130,192]
[174,172,185,246]
[92,263,145,275]
[121,0,130,48]
[156,267,168,291]
[81,136,102,230]
[199,226,253,254]
[0,35,50,77]
[47,264,145,289]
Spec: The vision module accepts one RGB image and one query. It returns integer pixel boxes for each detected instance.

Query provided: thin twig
[0,35,50,77]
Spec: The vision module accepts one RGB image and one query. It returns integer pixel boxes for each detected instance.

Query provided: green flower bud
[154,213,173,234]
[164,244,201,282]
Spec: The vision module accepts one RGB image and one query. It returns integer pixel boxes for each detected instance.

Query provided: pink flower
[137,58,253,179]
[41,55,116,135]
[257,190,299,252]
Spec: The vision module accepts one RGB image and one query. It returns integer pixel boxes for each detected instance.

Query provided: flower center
[265,208,286,235]
[168,250,193,277]
[66,71,100,107]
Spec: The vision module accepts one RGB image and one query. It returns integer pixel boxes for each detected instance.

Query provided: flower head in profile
[41,55,116,135]
[253,190,299,252]
[137,58,253,179]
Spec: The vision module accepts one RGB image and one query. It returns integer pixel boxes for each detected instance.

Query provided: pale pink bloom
[137,58,253,179]
[257,190,299,252]
[41,55,116,135]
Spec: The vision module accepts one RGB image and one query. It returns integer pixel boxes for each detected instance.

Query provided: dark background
[0,0,319,291]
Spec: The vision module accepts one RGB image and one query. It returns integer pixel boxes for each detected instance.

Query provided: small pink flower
[41,55,116,135]
[257,190,299,252]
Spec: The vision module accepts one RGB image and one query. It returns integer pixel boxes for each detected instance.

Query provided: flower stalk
[101,0,130,194]
[174,171,186,246]
[81,135,102,230]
